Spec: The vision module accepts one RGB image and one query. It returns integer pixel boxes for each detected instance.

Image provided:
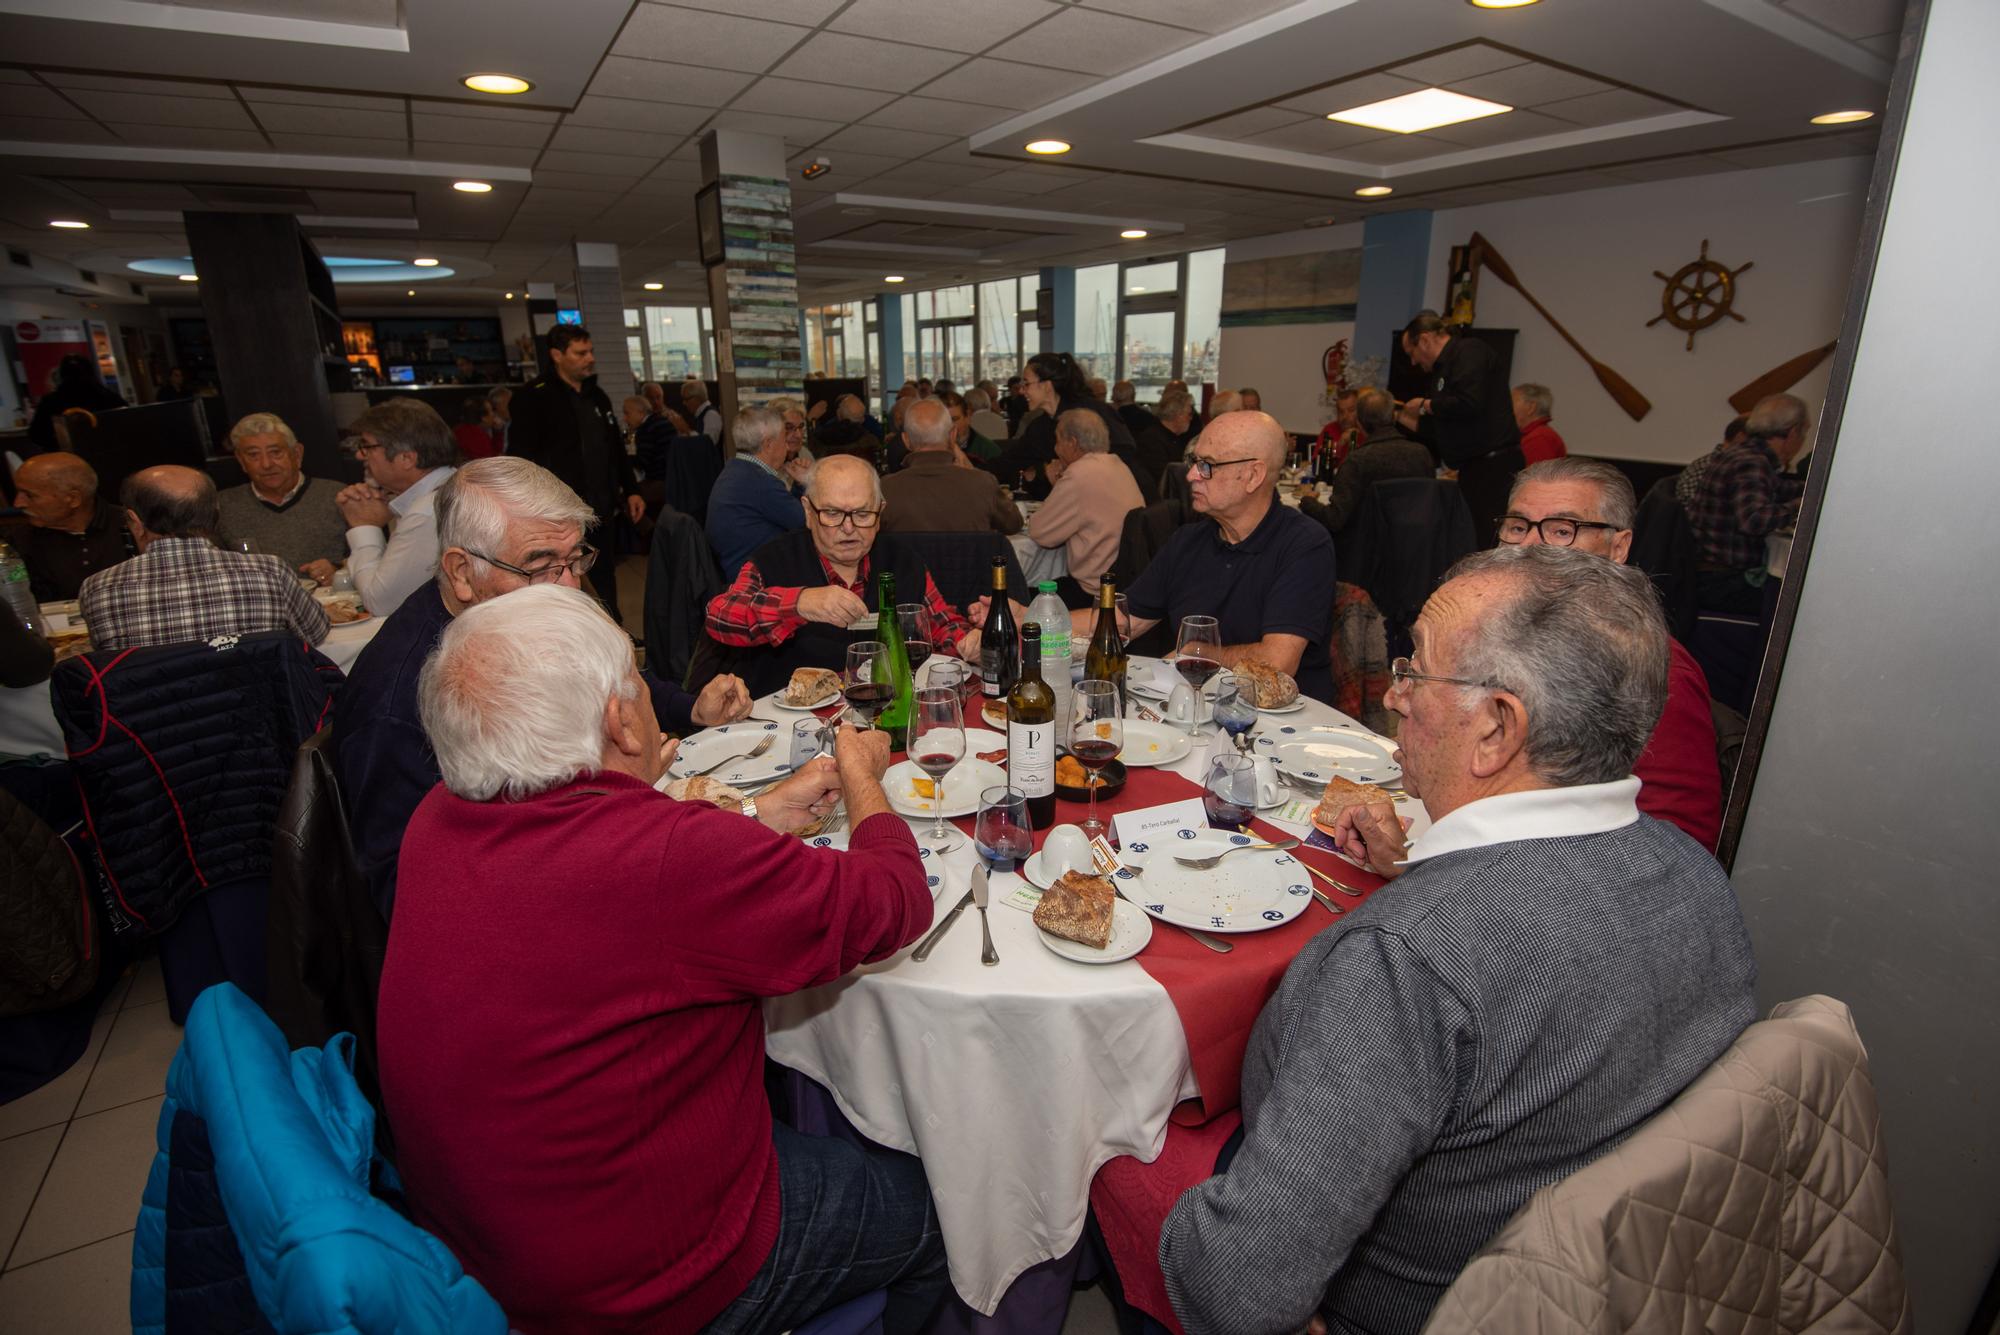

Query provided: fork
[686,732,774,778]
[1173,837,1301,870]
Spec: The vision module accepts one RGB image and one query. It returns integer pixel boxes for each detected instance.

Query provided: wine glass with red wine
[843,640,893,727]
[897,602,933,678]
[1068,679,1123,839]
[912,685,967,851]
[974,786,1034,874]
[1203,753,1258,831]
[1174,615,1223,730]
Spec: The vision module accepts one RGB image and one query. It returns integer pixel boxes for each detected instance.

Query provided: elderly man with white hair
[707,404,809,577]
[214,411,350,572]
[333,456,750,917]
[1157,544,1757,1335]
[706,454,976,698]
[377,583,949,1335]
[879,397,1022,535]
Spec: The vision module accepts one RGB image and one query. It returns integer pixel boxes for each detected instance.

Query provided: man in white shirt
[336,398,458,616]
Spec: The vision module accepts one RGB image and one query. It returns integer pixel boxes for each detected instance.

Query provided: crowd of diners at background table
[0,306,1813,1335]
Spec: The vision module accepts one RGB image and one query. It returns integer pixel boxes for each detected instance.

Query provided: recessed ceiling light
[1130,286,1148,293]
[413,257,439,267]
[1024,139,1071,155]
[49,219,90,229]
[505,291,514,299]
[643,281,664,291]
[453,180,493,194]
[1330,88,1513,134]
[463,73,533,95]
[178,273,199,282]
[1355,185,1395,198]
[1468,0,1541,7]
[407,289,416,296]
[1120,228,1149,239]
[1811,109,1875,125]
[884,275,906,283]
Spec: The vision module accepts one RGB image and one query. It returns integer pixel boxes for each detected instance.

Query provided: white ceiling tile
[916,58,1090,111]
[410,112,552,147]
[413,139,543,167]
[0,116,116,143]
[565,95,713,133]
[84,92,259,129]
[1332,135,1458,166]
[1423,108,1582,148]
[250,104,408,139]
[0,70,37,85]
[819,123,959,158]
[830,0,1058,53]
[647,159,705,182]
[730,78,899,122]
[0,86,84,119]
[268,132,412,156]
[1277,72,1427,117]
[1780,0,1905,39]
[410,98,559,124]
[239,87,407,112]
[1448,63,1614,108]
[862,96,1009,136]
[980,169,1076,195]
[613,4,810,74]
[1536,88,1683,126]
[534,149,663,175]
[589,56,755,107]
[772,31,963,93]
[41,72,235,98]
[666,0,845,20]
[1078,0,1295,34]
[1242,119,1392,154]
[1190,107,1313,140]
[797,148,904,178]
[546,123,683,157]
[1001,6,1202,74]
[1386,42,1530,86]
[708,107,843,144]
[109,124,272,150]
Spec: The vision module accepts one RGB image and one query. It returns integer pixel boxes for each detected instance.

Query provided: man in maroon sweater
[378,584,948,1334]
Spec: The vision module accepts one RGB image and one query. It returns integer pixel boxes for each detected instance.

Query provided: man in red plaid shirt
[705,455,975,698]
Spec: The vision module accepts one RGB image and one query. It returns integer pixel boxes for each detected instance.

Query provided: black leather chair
[894,530,1030,612]
[1341,478,1478,658]
[1631,474,1700,643]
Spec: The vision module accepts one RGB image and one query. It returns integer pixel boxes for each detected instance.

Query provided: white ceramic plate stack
[1115,829,1315,934]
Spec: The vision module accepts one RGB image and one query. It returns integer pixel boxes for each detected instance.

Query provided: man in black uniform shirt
[1396,311,1523,545]
[503,324,644,620]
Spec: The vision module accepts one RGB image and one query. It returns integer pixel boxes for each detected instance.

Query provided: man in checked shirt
[704,454,978,699]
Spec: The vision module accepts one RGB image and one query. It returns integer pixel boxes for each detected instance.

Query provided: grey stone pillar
[697,129,804,434]
[572,241,634,406]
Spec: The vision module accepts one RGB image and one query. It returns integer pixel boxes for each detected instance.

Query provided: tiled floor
[0,955,1124,1334]
[0,957,172,1334]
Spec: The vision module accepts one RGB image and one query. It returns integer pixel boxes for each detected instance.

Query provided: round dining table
[744,670,1428,1319]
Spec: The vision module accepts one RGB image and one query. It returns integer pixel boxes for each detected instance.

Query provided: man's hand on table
[299,559,338,587]
[799,586,869,627]
[758,756,840,833]
[691,673,752,725]
[832,724,896,828]
[1331,801,1409,879]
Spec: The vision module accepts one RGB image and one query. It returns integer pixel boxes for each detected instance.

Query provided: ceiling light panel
[1330,87,1513,134]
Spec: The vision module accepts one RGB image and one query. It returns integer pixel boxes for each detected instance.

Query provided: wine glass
[1203,753,1258,831]
[1068,680,1123,839]
[912,685,966,852]
[1211,672,1259,754]
[843,640,891,727]
[928,657,975,712]
[974,786,1033,874]
[897,602,933,676]
[1173,615,1222,735]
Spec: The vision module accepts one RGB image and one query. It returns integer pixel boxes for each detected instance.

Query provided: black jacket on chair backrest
[52,632,341,938]
[1343,478,1478,635]
[1631,474,1701,643]
[644,505,724,684]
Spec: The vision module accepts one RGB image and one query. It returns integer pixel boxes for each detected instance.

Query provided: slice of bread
[1033,870,1117,950]
[1312,774,1395,828]
[1233,657,1299,709]
[784,666,842,706]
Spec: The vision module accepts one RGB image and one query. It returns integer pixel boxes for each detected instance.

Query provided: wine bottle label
[1008,720,1053,797]
[981,645,1007,696]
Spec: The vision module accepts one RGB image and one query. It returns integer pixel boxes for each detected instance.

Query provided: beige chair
[1423,996,1909,1335]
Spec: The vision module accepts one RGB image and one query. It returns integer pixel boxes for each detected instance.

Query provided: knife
[912,888,975,962]
[971,864,998,966]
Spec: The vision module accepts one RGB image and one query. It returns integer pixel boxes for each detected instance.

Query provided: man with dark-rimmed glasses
[705,454,975,698]
[334,456,751,917]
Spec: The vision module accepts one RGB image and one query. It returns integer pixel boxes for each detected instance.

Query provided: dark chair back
[659,433,725,527]
[265,727,389,1120]
[893,531,1030,612]
[1110,498,1190,592]
[1631,474,1700,642]
[1343,478,1478,654]
[644,505,724,683]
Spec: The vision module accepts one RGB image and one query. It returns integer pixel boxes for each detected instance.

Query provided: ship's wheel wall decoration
[1650,238,1752,351]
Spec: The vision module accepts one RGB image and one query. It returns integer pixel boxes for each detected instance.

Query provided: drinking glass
[1203,753,1259,831]
[789,718,827,773]
[1173,615,1222,735]
[927,657,974,710]
[974,786,1034,874]
[897,602,933,674]
[1068,680,1123,839]
[843,640,892,727]
[1114,593,1132,641]
[1211,672,1259,753]
[912,685,966,852]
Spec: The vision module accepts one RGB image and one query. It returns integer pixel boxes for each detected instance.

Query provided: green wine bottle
[874,571,914,748]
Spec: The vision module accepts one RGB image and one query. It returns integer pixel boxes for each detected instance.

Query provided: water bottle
[1025,580,1071,734]
[0,540,41,635]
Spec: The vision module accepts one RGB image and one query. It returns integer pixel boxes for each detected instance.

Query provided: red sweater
[1518,418,1567,465]
[1634,638,1722,850]
[377,774,932,1333]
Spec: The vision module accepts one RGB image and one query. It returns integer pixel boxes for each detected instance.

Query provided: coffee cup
[1248,756,1284,808]
[1042,824,1092,877]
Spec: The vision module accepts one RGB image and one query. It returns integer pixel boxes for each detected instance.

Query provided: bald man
[879,398,1021,537]
[3,452,135,600]
[79,465,328,651]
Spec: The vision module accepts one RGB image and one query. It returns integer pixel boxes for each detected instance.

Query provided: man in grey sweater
[214,412,349,575]
[1160,544,1756,1335]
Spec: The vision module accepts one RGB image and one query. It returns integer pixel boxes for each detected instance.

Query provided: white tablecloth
[751,684,1427,1313]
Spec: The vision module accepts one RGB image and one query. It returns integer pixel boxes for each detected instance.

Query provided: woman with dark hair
[995,352,1141,500]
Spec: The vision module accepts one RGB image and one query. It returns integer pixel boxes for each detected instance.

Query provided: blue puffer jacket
[132,984,507,1335]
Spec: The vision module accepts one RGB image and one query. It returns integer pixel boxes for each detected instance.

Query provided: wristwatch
[740,797,758,822]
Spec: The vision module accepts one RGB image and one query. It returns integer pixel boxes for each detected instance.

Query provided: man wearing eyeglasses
[334,398,459,617]
[334,457,751,918]
[705,454,974,698]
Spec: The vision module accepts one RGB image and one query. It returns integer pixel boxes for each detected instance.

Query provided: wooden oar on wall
[1727,341,1838,414]
[1469,231,1652,422]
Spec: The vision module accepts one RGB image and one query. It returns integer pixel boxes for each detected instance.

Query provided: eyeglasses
[1495,515,1621,547]
[806,500,880,529]
[1389,656,1497,692]
[464,542,599,584]
[1188,455,1261,480]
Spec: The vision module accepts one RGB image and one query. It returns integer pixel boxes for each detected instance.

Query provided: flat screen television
[387,365,416,384]
[556,308,583,325]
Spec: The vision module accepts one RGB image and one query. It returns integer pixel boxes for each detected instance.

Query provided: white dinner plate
[1117,830,1315,934]
[1255,696,1306,715]
[885,757,1007,819]
[767,688,841,713]
[1038,898,1153,964]
[1020,850,1092,890]
[665,719,793,787]
[1116,720,1192,768]
[799,830,950,900]
[1252,725,1402,786]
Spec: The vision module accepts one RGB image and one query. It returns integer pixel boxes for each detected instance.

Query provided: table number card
[1111,798,1209,851]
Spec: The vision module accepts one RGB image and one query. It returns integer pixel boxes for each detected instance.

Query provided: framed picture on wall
[695,183,725,267]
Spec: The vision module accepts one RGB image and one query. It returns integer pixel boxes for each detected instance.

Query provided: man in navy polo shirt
[1116,411,1337,702]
